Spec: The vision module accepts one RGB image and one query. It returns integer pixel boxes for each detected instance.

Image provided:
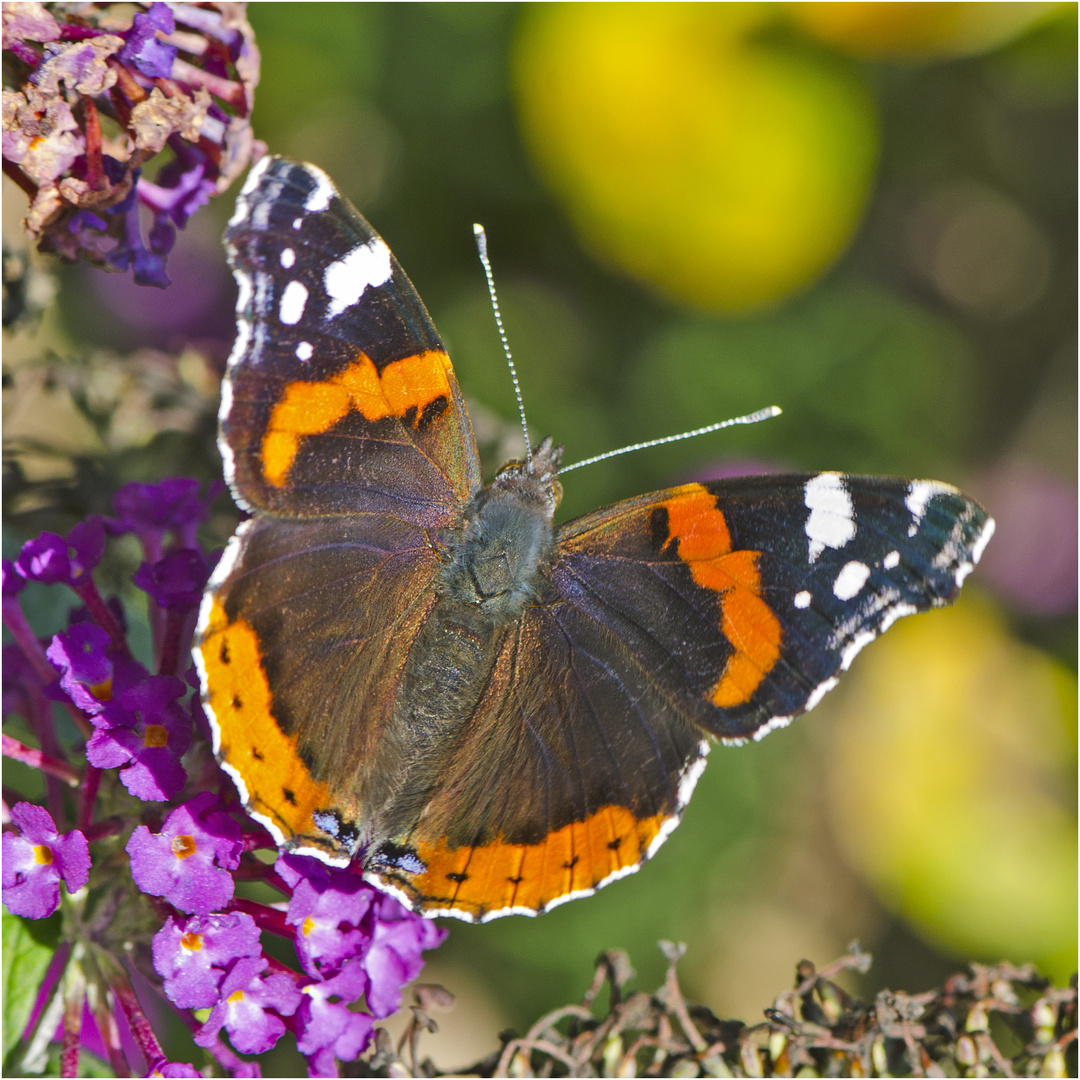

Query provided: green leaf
[2,909,62,1065]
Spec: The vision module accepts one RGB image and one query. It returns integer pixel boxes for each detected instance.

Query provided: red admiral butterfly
[194,157,993,922]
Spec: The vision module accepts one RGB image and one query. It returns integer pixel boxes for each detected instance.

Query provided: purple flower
[2,803,91,919]
[86,676,191,801]
[133,549,211,611]
[283,860,375,979]
[3,557,26,597]
[296,959,375,1076]
[141,140,216,230]
[45,622,113,714]
[105,174,171,288]
[147,1062,202,1078]
[127,793,241,914]
[152,912,262,1009]
[112,478,214,556]
[117,3,177,79]
[362,895,448,1018]
[195,956,302,1056]
[15,518,105,588]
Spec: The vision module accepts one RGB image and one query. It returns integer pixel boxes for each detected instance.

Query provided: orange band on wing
[399,805,667,918]
[261,350,452,486]
[199,599,336,847]
[660,486,782,707]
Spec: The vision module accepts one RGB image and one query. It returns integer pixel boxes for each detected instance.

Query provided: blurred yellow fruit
[826,597,1078,981]
[514,3,879,313]
[788,2,1067,60]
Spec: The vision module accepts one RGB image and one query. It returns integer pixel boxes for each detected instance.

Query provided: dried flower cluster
[416,945,1076,1079]
[2,1,261,286]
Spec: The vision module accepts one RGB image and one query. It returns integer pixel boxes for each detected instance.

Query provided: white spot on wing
[234,270,252,314]
[970,516,995,566]
[303,165,336,212]
[279,280,308,325]
[295,341,314,361]
[883,550,900,569]
[227,198,248,228]
[905,479,954,537]
[793,590,812,609]
[239,154,270,198]
[804,676,839,713]
[804,473,855,562]
[292,217,302,230]
[676,741,710,810]
[280,248,295,269]
[840,630,876,670]
[324,238,393,318]
[752,712,797,741]
[833,560,871,601]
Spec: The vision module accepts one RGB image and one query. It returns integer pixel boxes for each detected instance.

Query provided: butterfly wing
[221,156,480,521]
[370,473,992,919]
[551,473,993,742]
[197,513,441,861]
[197,157,482,860]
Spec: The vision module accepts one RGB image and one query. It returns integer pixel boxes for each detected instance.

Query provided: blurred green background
[4,2,1076,1071]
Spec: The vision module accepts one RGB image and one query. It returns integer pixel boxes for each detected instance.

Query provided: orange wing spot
[710,552,782,707]
[403,806,666,918]
[199,599,336,848]
[660,485,783,708]
[261,350,452,486]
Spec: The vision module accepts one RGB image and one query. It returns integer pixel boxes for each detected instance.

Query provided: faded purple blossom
[127,793,241,914]
[45,622,113,714]
[133,549,212,611]
[2,802,90,918]
[86,675,191,800]
[195,956,302,1056]
[3,1,262,284]
[117,3,177,79]
[15,517,105,588]
[111,478,216,557]
[974,460,1078,616]
[152,911,262,1009]
[296,959,375,1077]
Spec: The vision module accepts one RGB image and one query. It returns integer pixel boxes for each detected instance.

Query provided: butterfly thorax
[439,435,564,615]
[352,438,565,852]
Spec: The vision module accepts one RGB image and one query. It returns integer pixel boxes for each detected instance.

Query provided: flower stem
[72,579,131,658]
[2,734,81,785]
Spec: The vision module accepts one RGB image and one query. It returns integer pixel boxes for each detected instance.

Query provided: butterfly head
[492,435,564,516]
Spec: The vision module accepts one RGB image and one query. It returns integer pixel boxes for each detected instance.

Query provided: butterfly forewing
[552,474,992,742]
[222,157,480,522]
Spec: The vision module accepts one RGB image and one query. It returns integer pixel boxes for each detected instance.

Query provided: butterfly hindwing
[222,157,480,523]
[369,603,708,920]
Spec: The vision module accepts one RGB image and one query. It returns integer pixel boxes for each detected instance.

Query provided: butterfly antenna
[474,223,532,461]
[560,406,783,474]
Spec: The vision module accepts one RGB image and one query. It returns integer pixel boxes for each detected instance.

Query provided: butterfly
[194,156,994,922]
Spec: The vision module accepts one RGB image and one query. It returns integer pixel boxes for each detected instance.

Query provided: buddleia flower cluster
[2,1,262,287]
[3,480,446,1077]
